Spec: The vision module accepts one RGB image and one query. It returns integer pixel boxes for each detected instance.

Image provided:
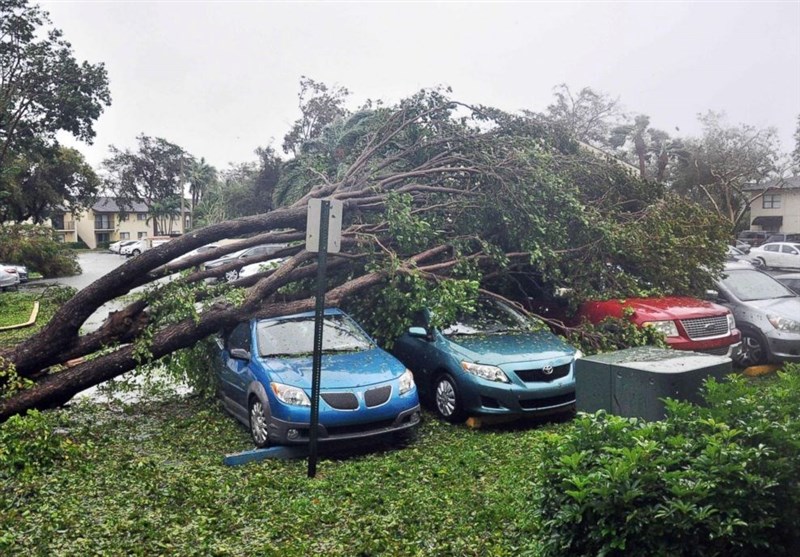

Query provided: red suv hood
[579,296,729,324]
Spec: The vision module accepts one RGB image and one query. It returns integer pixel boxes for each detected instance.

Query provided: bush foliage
[0,224,80,277]
[534,369,800,556]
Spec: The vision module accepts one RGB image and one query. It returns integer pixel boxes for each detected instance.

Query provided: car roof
[255,308,346,323]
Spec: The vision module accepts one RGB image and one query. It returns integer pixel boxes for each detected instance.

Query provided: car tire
[755,257,768,270]
[736,330,768,368]
[132,249,141,256]
[433,374,465,423]
[248,396,271,448]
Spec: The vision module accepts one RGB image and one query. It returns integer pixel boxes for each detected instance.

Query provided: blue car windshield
[257,314,373,357]
[442,299,533,337]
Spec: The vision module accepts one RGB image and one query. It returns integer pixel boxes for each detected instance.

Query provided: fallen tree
[0,90,731,421]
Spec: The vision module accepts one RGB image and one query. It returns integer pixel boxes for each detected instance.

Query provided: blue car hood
[444,331,575,365]
[258,347,406,390]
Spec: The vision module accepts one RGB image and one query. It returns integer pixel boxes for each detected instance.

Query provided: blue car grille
[364,385,391,407]
[326,418,396,436]
[321,392,358,410]
[518,392,575,410]
[514,363,570,382]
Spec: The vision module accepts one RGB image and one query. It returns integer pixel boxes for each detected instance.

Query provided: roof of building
[743,176,800,191]
[91,197,149,213]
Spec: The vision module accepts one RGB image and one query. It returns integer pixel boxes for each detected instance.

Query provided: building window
[96,232,110,245]
[52,214,65,229]
[119,213,129,222]
[94,214,113,230]
[120,232,130,240]
[138,232,147,239]
[763,194,781,209]
[137,213,148,221]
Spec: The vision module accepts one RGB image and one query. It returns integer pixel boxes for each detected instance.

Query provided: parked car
[391,297,579,423]
[745,242,800,270]
[772,272,800,295]
[170,243,220,263]
[737,230,769,247]
[572,296,741,357]
[110,240,137,254]
[10,264,28,283]
[238,258,285,279]
[0,264,20,291]
[765,233,800,244]
[216,309,420,447]
[204,244,287,281]
[726,245,752,263]
[710,262,800,366]
[122,236,173,256]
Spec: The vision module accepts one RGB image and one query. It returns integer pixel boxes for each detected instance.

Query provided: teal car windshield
[257,314,373,357]
[442,298,535,337]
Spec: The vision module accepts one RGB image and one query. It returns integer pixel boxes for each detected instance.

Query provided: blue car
[391,297,579,422]
[217,309,421,447]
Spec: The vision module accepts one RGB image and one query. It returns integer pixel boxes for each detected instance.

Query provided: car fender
[247,380,270,409]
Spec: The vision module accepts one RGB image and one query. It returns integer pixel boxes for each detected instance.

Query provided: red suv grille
[680,316,729,339]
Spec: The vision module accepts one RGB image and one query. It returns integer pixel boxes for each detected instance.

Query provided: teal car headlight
[768,314,800,333]
[461,361,510,383]
[398,369,415,395]
[643,320,679,337]
[270,382,311,406]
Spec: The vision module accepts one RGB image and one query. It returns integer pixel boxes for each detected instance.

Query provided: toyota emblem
[542,365,554,375]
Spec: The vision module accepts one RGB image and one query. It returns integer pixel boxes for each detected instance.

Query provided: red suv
[576,297,741,357]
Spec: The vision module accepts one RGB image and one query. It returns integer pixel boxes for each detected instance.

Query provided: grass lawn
[0,396,566,556]
[0,293,36,328]
[0,289,68,349]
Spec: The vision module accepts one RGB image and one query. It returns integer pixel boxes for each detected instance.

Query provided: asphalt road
[28,251,128,291]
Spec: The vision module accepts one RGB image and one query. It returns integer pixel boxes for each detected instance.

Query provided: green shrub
[0,224,80,277]
[0,409,83,480]
[533,370,800,556]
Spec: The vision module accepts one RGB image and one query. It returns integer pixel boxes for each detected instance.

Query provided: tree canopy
[0,89,731,421]
[0,0,110,222]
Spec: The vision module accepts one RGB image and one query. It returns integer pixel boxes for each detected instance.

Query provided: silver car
[0,264,21,291]
[712,262,800,366]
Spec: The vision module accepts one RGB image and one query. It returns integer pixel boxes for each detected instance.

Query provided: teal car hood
[443,331,575,365]
[259,347,405,390]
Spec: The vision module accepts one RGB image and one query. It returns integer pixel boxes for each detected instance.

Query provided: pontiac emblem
[542,365,554,375]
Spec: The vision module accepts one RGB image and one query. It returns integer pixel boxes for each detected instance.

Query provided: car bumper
[267,405,421,445]
[763,330,800,362]
[457,375,576,417]
[665,333,741,354]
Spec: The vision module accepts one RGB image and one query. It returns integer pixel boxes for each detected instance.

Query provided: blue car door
[220,322,252,409]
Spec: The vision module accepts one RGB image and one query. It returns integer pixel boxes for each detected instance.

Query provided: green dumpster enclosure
[575,346,732,421]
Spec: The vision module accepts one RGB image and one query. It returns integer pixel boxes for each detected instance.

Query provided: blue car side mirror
[230,348,251,361]
[408,326,428,338]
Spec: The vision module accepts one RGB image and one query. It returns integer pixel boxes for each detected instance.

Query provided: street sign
[306,198,343,253]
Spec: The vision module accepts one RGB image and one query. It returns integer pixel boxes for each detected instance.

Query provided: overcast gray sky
[41,1,800,171]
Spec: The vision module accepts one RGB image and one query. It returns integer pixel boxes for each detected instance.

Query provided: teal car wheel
[434,374,465,423]
[249,397,270,448]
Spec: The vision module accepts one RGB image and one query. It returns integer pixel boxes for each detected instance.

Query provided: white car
[237,258,285,279]
[746,242,800,270]
[0,264,21,290]
[110,240,137,254]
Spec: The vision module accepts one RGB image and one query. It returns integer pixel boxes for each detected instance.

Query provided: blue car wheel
[434,374,465,423]
[249,397,270,448]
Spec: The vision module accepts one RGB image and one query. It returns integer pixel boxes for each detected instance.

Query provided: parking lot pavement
[27,251,127,291]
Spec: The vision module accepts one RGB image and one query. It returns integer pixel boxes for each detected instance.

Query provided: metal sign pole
[308,200,330,478]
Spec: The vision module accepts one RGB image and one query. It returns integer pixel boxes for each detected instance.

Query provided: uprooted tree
[0,90,731,422]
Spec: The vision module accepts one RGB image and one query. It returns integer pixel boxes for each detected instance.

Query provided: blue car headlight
[398,369,415,395]
[270,382,310,406]
[461,361,510,383]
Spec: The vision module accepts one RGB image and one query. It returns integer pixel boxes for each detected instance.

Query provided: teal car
[391,297,579,422]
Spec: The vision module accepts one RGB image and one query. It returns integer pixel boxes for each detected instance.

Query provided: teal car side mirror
[408,326,429,338]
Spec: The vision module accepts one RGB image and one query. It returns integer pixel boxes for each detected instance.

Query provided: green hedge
[0,224,80,277]
[533,369,800,556]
